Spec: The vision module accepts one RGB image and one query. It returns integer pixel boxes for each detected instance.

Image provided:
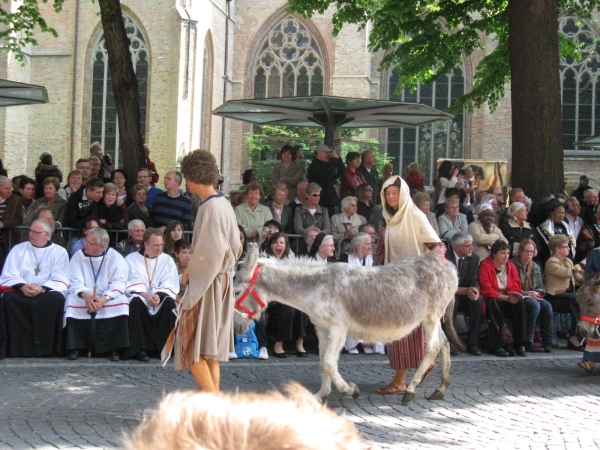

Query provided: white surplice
[125,251,179,315]
[63,248,129,326]
[0,241,69,294]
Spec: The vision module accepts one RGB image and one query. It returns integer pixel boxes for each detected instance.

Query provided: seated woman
[293,183,331,236]
[468,203,507,261]
[259,219,283,254]
[128,184,152,227]
[413,192,440,236]
[576,204,600,264]
[537,200,576,265]
[544,234,584,351]
[340,152,367,200]
[501,202,537,259]
[356,183,374,221]
[307,232,337,264]
[510,239,554,353]
[330,196,367,243]
[163,220,185,259]
[111,169,131,206]
[70,217,100,256]
[264,232,309,358]
[57,170,83,201]
[296,226,320,256]
[340,232,384,355]
[479,239,528,357]
[25,176,67,225]
[264,184,293,233]
[404,162,425,195]
[437,197,468,240]
[95,182,129,245]
[235,181,274,242]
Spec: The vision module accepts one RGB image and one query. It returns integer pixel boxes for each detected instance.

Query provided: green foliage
[0,0,64,64]
[287,0,600,113]
[244,125,389,195]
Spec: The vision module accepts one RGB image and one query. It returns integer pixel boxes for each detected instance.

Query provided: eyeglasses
[321,244,335,248]
[29,229,48,235]
[460,243,473,248]
[365,188,373,191]
[85,239,103,246]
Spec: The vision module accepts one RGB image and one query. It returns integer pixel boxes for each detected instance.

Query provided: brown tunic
[174,195,242,369]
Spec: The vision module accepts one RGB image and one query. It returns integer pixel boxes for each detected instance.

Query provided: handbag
[235,321,259,359]
[489,299,514,345]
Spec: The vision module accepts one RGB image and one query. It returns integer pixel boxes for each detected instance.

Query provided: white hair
[87,227,110,248]
[128,219,145,230]
[341,196,358,211]
[347,232,370,255]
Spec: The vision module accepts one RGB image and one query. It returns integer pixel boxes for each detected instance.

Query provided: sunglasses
[365,187,373,191]
[310,193,321,197]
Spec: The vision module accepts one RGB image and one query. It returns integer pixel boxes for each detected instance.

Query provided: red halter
[235,265,266,320]
[580,313,600,325]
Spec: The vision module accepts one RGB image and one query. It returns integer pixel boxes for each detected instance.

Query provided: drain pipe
[183,6,194,98]
[69,0,81,169]
[220,0,232,179]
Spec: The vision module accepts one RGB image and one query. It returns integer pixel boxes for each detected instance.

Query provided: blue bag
[235,321,259,359]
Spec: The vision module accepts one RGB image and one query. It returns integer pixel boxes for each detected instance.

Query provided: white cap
[315,144,333,153]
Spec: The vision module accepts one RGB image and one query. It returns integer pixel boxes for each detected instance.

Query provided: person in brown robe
[171,150,242,392]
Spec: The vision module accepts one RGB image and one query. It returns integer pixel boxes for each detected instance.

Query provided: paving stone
[0,351,597,449]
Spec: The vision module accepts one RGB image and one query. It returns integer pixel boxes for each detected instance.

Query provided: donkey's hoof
[427,389,445,401]
[401,392,415,404]
[348,382,360,399]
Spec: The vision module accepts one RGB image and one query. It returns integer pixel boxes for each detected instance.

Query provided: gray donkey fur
[576,273,600,338]
[233,243,463,404]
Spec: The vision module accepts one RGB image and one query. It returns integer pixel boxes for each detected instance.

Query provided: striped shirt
[150,192,192,230]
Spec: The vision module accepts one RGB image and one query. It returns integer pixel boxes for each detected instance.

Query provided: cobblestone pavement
[0,350,599,449]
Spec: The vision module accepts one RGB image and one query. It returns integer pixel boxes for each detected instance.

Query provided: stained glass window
[90,14,148,167]
[387,68,464,186]
[559,16,600,153]
[253,17,324,98]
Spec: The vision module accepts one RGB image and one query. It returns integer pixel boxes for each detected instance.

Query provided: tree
[97,0,145,187]
[0,0,144,187]
[287,0,598,200]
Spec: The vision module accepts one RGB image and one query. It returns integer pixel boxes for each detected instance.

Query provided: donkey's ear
[593,280,600,293]
[238,242,259,280]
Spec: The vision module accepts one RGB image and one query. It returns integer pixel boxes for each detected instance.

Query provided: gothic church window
[253,17,324,98]
[560,16,600,154]
[387,68,464,186]
[90,14,148,167]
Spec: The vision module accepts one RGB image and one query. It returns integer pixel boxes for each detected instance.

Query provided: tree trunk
[97,0,145,190]
[508,0,563,202]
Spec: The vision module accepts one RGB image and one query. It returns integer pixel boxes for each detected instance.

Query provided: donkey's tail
[443,296,466,351]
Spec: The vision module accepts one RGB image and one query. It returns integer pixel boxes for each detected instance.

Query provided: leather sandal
[577,360,595,374]
[376,384,406,395]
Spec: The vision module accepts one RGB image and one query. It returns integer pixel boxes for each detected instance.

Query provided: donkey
[233,243,463,404]
[576,274,600,339]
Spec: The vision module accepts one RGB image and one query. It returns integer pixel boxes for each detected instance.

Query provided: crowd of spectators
[0,144,598,372]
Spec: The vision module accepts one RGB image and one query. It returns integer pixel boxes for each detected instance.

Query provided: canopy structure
[0,79,49,107]
[213,96,453,147]
[574,135,600,148]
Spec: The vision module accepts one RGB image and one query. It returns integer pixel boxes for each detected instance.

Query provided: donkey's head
[576,273,600,337]
[233,243,265,335]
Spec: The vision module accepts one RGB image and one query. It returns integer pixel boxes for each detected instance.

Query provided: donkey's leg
[402,319,442,405]
[428,324,451,401]
[314,326,333,402]
[317,326,359,401]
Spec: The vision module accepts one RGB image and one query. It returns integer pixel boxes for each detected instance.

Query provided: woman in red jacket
[479,239,528,357]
